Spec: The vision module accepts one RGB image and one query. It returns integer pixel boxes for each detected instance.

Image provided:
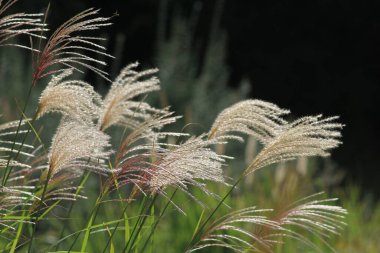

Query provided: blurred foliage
[154,0,250,135]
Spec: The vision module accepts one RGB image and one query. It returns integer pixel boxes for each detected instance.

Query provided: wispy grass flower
[111,133,227,205]
[46,120,112,179]
[98,62,165,131]
[0,158,28,170]
[30,120,112,211]
[246,115,342,175]
[276,193,347,251]
[0,3,348,252]
[32,8,113,81]
[188,207,279,253]
[0,0,47,49]
[0,185,37,233]
[106,112,185,198]
[113,110,183,164]
[0,119,33,170]
[209,100,290,143]
[148,134,227,195]
[37,68,102,125]
[0,185,36,211]
[189,193,347,253]
[208,100,342,174]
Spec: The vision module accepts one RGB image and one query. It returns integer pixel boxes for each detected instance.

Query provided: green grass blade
[80,205,99,253]
[38,200,60,220]
[192,209,205,239]
[124,212,130,246]
[9,219,24,253]
[20,110,43,148]
[104,224,115,253]
[141,190,177,253]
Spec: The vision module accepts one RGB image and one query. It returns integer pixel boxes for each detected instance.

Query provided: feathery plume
[30,120,112,209]
[98,62,166,131]
[106,112,185,197]
[188,207,280,253]
[0,0,47,48]
[32,8,113,81]
[0,119,33,168]
[0,158,29,169]
[37,68,102,125]
[209,100,290,144]
[245,115,342,175]
[46,120,112,179]
[4,145,46,187]
[0,185,37,230]
[110,134,226,204]
[189,193,347,253]
[275,193,347,252]
[114,110,183,165]
[148,134,227,196]
[0,185,36,211]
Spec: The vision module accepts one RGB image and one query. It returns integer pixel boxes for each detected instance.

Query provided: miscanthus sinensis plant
[0,1,346,252]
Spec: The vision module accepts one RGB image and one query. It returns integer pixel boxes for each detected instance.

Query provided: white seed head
[209,99,290,144]
[98,62,166,131]
[47,120,112,178]
[148,134,227,194]
[113,134,227,203]
[33,8,113,80]
[246,115,343,175]
[38,69,102,125]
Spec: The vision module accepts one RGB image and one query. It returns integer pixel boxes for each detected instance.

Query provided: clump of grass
[0,1,347,252]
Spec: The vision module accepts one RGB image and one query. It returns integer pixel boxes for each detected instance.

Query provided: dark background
[13,0,380,196]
